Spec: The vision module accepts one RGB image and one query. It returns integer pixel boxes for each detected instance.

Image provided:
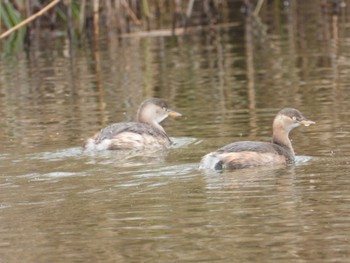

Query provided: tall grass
[2,0,346,55]
[0,0,26,53]
[0,0,228,42]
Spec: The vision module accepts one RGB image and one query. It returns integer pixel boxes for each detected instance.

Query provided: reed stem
[93,0,99,38]
[0,0,61,40]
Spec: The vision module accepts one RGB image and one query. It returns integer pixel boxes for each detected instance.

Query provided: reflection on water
[1,3,350,262]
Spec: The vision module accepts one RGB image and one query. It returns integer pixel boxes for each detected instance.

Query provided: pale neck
[151,121,166,133]
[272,122,294,156]
[138,114,166,133]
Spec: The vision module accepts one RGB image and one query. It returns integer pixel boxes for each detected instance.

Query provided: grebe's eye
[292,116,296,121]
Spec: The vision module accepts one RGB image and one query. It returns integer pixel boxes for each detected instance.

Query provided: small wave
[21,171,86,180]
[28,147,83,161]
[295,155,313,164]
[170,137,199,148]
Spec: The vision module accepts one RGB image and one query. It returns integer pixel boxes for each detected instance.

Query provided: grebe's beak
[167,109,182,118]
[299,119,315,127]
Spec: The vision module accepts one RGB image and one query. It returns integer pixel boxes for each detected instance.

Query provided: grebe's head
[137,98,182,125]
[273,108,315,133]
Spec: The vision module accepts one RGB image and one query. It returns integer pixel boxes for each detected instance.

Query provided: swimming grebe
[199,108,315,170]
[84,98,182,151]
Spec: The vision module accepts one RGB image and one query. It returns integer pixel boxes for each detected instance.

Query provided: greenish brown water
[1,6,350,262]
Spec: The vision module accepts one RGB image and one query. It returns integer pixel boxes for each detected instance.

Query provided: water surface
[1,5,350,262]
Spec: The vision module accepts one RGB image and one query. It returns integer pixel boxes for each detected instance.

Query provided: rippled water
[1,4,350,262]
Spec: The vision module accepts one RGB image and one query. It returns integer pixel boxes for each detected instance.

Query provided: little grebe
[199,108,315,170]
[84,98,181,151]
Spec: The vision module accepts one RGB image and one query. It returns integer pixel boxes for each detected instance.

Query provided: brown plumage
[84,98,181,151]
[199,108,315,170]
